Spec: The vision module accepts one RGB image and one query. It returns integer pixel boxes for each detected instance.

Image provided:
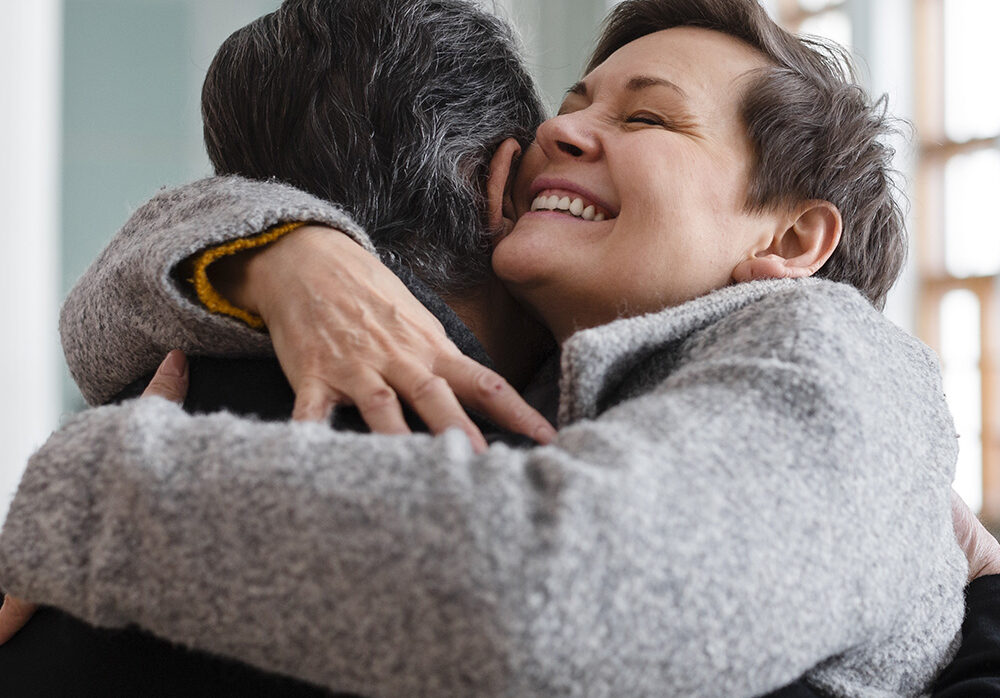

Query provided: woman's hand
[952,489,1000,581]
[211,226,556,451]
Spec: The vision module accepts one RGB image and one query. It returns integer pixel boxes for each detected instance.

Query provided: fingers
[437,356,556,444]
[951,489,1000,581]
[142,350,189,403]
[296,363,486,450]
[376,363,486,453]
[340,369,411,435]
[292,378,343,423]
[312,355,555,451]
[0,595,38,645]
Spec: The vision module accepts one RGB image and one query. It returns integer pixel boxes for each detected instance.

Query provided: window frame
[914,0,999,523]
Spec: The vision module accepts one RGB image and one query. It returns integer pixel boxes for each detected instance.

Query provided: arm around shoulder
[4,281,968,697]
[60,175,373,405]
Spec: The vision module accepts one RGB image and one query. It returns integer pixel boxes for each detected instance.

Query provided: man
[0,1,554,695]
[1,0,1000,692]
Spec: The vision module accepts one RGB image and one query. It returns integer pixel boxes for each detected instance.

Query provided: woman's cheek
[491,228,547,285]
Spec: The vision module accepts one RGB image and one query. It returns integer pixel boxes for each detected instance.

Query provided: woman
[0,1,981,696]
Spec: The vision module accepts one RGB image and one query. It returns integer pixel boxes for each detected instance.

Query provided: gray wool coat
[0,177,967,697]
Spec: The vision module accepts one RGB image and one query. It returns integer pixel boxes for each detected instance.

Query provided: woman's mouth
[528,189,614,222]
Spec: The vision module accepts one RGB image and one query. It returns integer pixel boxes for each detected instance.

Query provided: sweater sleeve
[0,287,967,698]
[59,175,376,406]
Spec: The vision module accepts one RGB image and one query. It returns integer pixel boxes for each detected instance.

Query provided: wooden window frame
[776,0,999,522]
[915,0,1000,523]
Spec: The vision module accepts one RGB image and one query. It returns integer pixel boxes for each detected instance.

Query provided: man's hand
[952,489,1000,581]
[210,225,556,452]
[0,351,190,646]
[142,349,189,401]
[0,594,37,645]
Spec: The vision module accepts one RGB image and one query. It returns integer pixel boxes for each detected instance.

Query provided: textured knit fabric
[59,175,374,406]
[1,276,967,697]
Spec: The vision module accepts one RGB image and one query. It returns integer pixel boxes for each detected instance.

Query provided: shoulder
[691,279,937,376]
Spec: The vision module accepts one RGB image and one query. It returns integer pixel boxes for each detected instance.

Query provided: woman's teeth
[530,194,607,221]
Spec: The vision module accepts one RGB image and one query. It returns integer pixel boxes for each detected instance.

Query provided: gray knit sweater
[0,195,967,696]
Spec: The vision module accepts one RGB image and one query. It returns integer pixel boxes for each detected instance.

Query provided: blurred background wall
[1,0,996,525]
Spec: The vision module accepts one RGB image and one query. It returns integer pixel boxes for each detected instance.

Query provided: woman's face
[492,27,784,342]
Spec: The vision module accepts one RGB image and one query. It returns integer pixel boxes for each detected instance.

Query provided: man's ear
[485,138,522,236]
[731,200,842,283]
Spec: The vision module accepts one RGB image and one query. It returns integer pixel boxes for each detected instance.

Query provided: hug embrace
[1,0,999,696]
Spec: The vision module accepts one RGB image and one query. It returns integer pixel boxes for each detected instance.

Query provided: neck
[441,276,555,390]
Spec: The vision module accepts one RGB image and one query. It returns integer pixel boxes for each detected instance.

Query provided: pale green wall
[60,0,278,409]
[496,0,612,114]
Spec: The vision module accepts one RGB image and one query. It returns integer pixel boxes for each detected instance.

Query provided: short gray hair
[202,0,545,292]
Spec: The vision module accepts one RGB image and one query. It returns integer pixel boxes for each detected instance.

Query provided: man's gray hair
[202,0,545,292]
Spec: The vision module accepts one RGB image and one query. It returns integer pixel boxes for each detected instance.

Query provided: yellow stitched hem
[190,221,307,329]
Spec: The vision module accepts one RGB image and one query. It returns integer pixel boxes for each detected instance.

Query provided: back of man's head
[202,0,544,292]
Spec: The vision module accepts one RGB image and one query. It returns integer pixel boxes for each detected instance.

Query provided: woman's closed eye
[625,112,668,127]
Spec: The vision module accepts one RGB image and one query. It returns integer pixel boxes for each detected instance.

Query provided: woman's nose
[536,111,600,161]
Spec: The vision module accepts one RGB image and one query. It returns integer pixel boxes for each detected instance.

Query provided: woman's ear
[485,138,522,236]
[731,200,842,283]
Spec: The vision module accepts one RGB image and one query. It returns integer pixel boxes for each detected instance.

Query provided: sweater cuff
[189,221,307,329]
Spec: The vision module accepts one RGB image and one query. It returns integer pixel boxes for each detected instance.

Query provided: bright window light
[798,0,842,13]
[944,0,1000,141]
[799,9,853,53]
[944,148,1000,277]
[940,289,983,512]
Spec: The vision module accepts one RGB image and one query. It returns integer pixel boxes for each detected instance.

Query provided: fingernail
[534,424,557,444]
[160,350,186,377]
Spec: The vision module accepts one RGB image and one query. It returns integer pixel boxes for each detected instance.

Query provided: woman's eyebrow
[564,75,689,99]
[624,75,688,98]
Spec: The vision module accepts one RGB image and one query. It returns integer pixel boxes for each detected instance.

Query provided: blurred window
[775,1,998,521]
[777,0,851,52]
[915,0,999,521]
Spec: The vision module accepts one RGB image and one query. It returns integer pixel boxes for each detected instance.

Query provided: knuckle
[412,374,449,401]
[358,387,398,411]
[145,380,176,398]
[298,373,340,395]
[473,369,509,400]
[506,408,535,433]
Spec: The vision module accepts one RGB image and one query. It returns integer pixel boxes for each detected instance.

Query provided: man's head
[202,0,544,293]
[586,0,905,309]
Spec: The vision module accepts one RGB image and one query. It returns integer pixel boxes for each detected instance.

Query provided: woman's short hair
[589,0,906,308]
[202,0,544,292]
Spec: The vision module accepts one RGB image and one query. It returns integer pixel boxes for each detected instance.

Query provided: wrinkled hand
[952,489,1000,581]
[0,351,190,646]
[215,225,555,452]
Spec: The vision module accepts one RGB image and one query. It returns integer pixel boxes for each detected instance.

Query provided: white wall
[0,0,62,522]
